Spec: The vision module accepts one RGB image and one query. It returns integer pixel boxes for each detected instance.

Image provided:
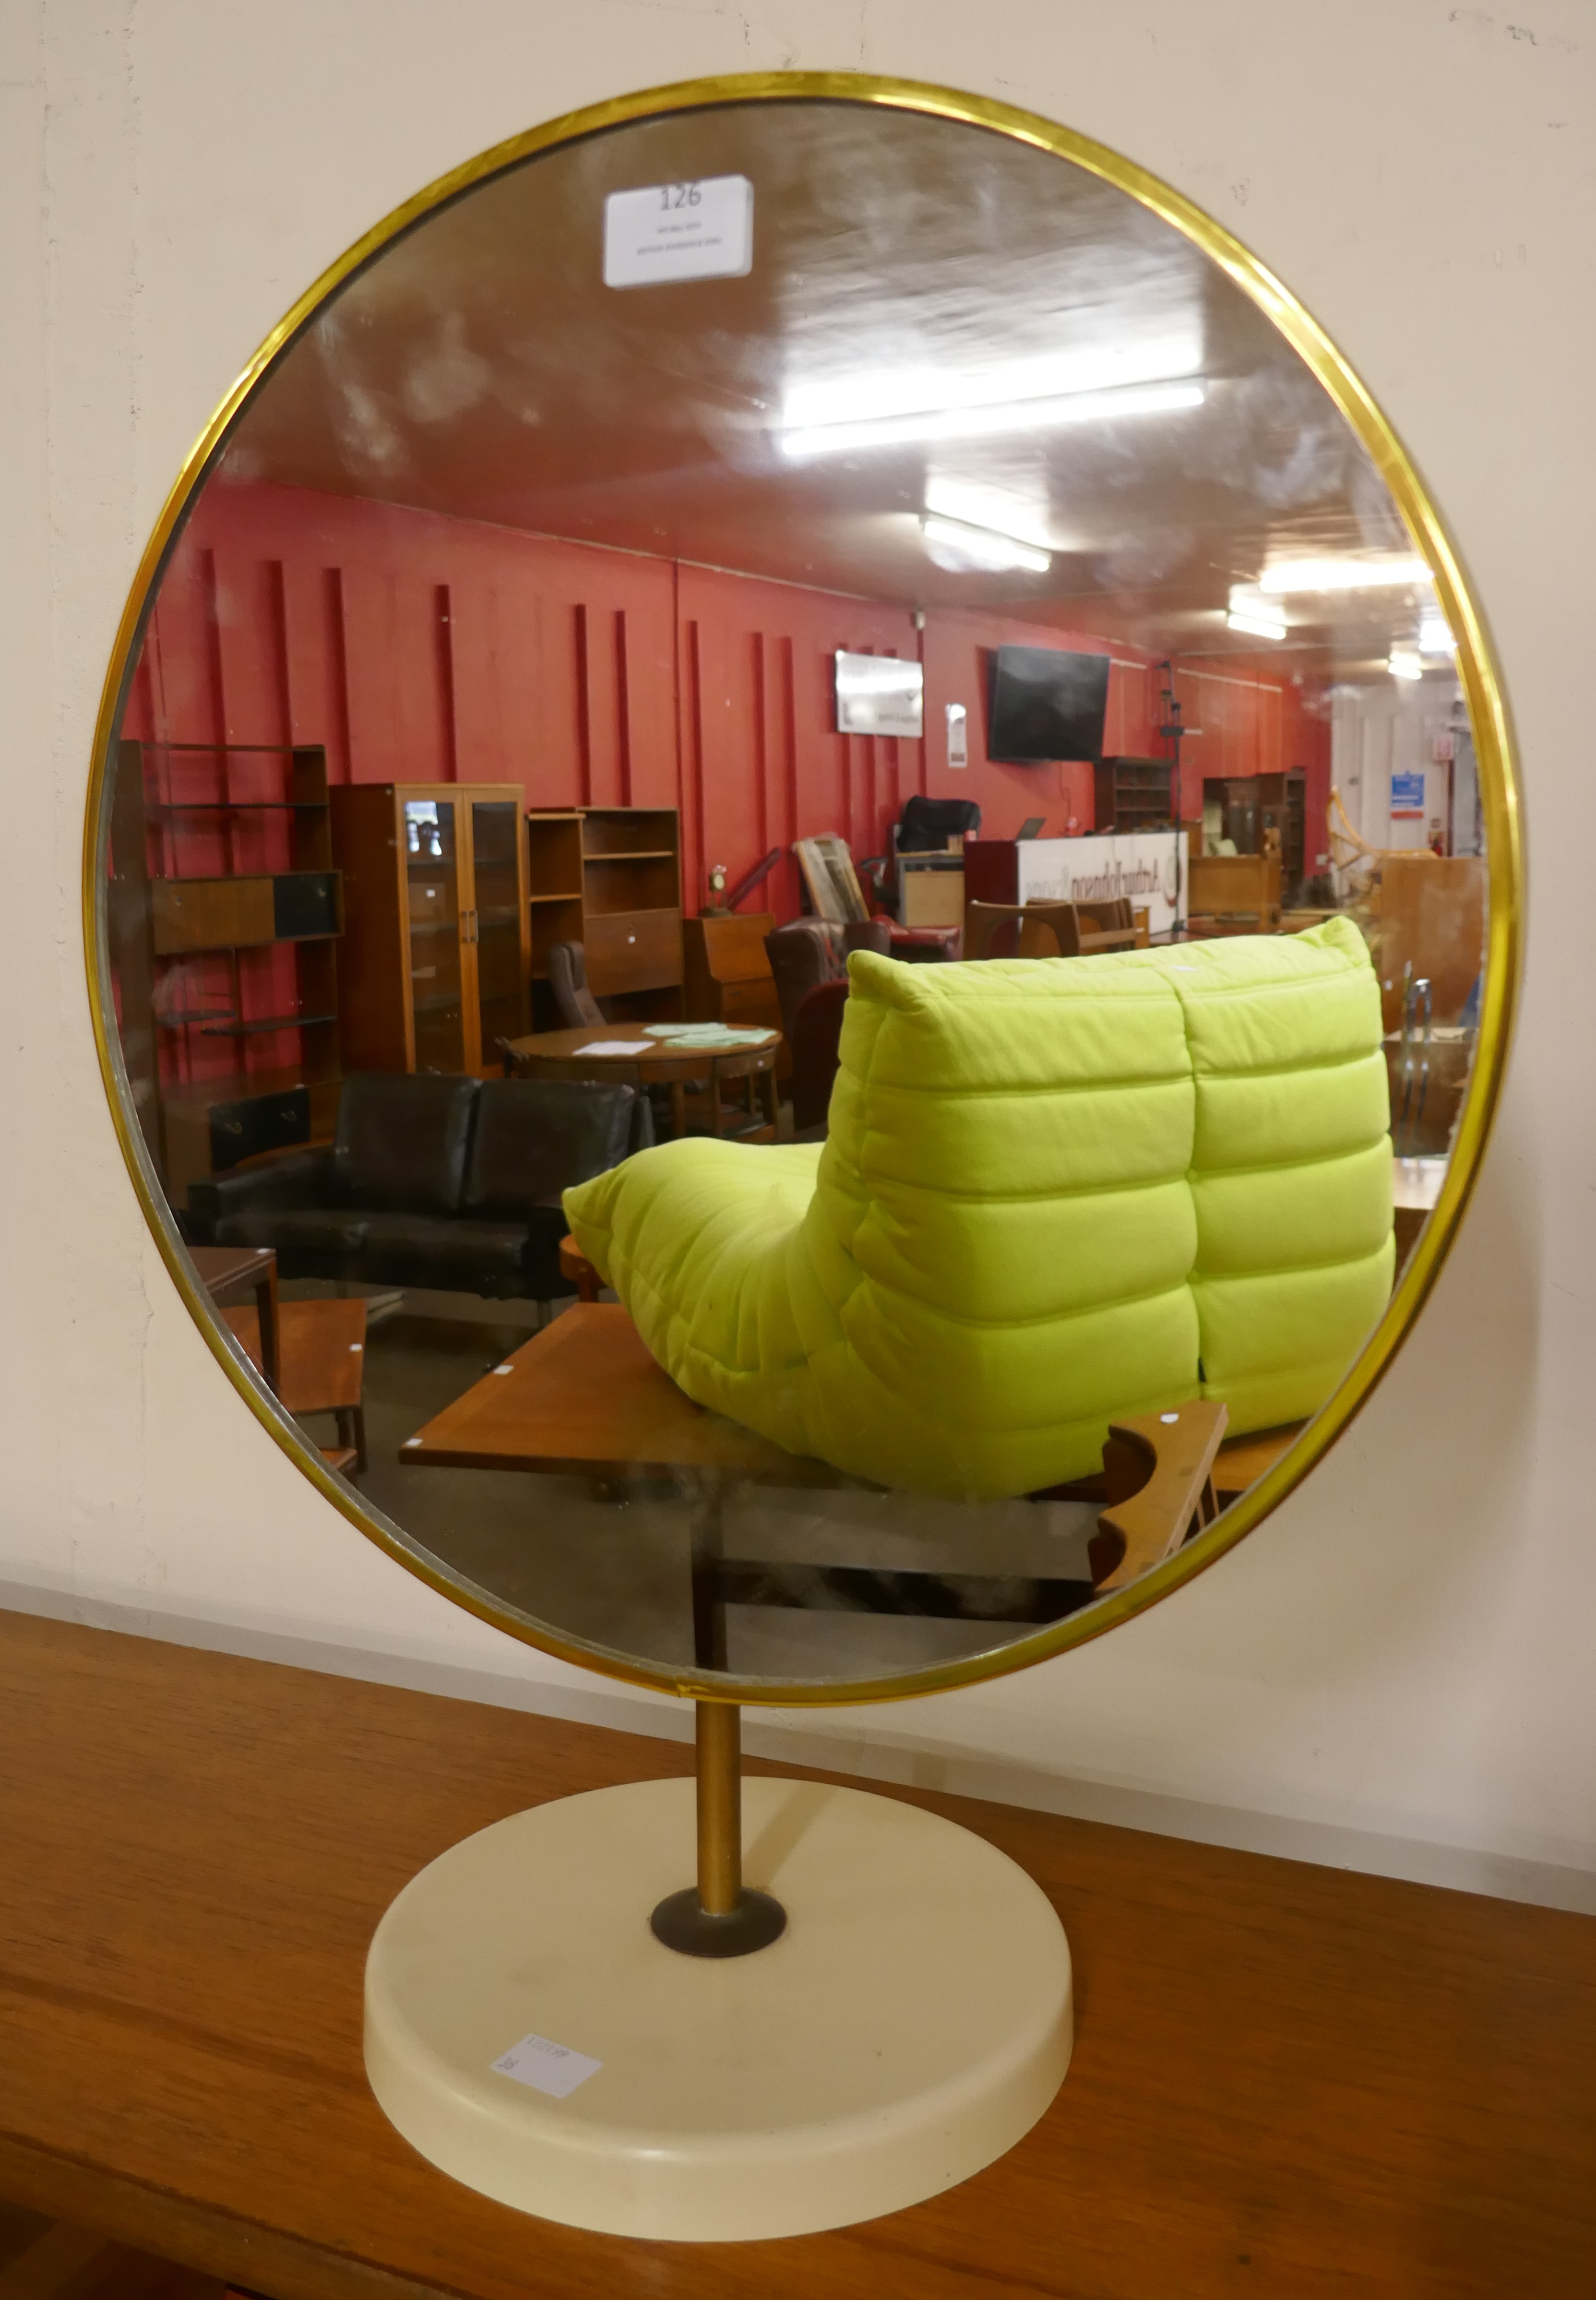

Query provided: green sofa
[563,919,1394,1500]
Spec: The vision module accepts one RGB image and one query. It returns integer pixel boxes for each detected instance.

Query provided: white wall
[5,0,1594,1911]
[1332,678,1460,863]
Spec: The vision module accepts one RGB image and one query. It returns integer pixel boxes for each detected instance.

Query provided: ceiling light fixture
[1258,557,1431,595]
[1388,648,1424,682]
[923,478,1057,555]
[1227,608,1287,641]
[920,512,1052,576]
[780,378,1207,461]
[1418,612,1455,655]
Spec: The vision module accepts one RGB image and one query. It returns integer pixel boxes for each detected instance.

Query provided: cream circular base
[364,1775,1072,2241]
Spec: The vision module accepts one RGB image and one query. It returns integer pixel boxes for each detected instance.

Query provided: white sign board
[834,651,924,739]
[945,701,969,769]
[603,176,754,288]
[1015,830,1187,940]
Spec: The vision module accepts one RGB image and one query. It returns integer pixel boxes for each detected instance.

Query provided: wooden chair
[965,901,1083,959]
[703,1044,780,1142]
[544,941,604,1029]
[1074,898,1143,954]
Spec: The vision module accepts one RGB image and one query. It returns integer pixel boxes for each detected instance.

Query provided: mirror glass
[98,94,1494,1692]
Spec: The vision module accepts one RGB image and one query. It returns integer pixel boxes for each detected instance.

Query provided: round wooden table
[500,1023,781,1141]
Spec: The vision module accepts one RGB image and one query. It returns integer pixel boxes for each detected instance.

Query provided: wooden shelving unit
[106,740,344,1204]
[1094,756,1178,833]
[526,806,683,1027]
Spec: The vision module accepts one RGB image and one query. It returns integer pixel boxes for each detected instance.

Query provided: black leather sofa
[185,1073,651,1304]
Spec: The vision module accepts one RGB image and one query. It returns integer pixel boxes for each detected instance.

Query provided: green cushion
[564,917,1394,1498]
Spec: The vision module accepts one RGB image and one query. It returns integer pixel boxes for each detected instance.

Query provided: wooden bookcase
[1093,756,1178,833]
[331,784,530,1076]
[106,740,344,1204]
[526,807,683,1026]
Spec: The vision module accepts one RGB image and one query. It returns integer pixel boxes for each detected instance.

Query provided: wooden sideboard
[0,1609,1593,2299]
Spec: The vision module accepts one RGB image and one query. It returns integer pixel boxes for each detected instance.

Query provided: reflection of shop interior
[103,91,1488,1634]
[107,491,1482,1645]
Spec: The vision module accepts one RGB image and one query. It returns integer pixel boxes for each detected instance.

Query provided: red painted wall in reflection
[123,480,1329,1085]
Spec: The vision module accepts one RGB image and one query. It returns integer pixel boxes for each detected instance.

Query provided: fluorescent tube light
[923,477,1057,554]
[780,378,1206,461]
[1388,648,1424,681]
[1258,557,1431,595]
[921,512,1052,575]
[782,337,1203,431]
[1418,613,1455,655]
[1227,609,1287,641]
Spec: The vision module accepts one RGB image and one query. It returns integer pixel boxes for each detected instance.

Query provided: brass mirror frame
[82,71,1523,1709]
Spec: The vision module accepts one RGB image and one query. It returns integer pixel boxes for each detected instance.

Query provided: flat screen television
[987,644,1110,764]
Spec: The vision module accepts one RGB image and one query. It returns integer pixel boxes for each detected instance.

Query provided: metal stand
[649,1702,787,1959]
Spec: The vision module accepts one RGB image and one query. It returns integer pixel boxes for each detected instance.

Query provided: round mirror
[87,76,1518,1708]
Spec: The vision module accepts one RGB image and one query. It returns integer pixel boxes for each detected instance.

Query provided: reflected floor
[282,1283,1099,1680]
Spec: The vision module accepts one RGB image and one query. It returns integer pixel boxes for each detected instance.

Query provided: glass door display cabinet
[331,784,530,1075]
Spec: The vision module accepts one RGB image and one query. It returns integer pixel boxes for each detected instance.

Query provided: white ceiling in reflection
[222,101,1442,674]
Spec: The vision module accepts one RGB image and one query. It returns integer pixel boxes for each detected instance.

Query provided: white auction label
[603,176,754,288]
[491,2033,603,2099]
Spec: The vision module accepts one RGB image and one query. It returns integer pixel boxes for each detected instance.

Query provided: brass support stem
[695,1700,741,1916]
[649,1703,784,1957]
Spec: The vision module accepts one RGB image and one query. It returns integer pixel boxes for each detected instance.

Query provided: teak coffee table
[401,1304,1246,1668]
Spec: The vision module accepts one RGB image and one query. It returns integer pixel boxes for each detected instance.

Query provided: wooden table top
[405,1301,1299,1502]
[1,1607,1593,2300]
[503,1023,778,1074]
[402,1301,834,1481]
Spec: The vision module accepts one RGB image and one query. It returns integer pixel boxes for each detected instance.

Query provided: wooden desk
[0,1609,1593,2298]
[683,913,782,1033]
[1186,853,1282,927]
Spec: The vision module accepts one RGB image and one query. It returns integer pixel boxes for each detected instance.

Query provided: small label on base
[492,2034,603,2098]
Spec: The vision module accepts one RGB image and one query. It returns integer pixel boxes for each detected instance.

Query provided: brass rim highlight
[82,71,1524,1708]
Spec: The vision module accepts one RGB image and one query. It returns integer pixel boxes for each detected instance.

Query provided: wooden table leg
[254,1263,281,1397]
[688,1484,728,1671]
[669,1079,687,1140]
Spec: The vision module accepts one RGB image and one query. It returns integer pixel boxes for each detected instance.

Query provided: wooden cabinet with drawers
[526,807,684,1025]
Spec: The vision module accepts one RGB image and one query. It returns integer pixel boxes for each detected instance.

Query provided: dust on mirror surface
[102,96,1490,1689]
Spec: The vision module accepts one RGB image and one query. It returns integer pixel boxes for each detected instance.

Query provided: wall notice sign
[604,177,754,287]
[946,701,969,769]
[491,2033,603,2099]
[1391,770,1426,819]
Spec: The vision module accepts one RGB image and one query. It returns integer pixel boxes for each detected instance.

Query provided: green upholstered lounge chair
[563,919,1394,1501]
